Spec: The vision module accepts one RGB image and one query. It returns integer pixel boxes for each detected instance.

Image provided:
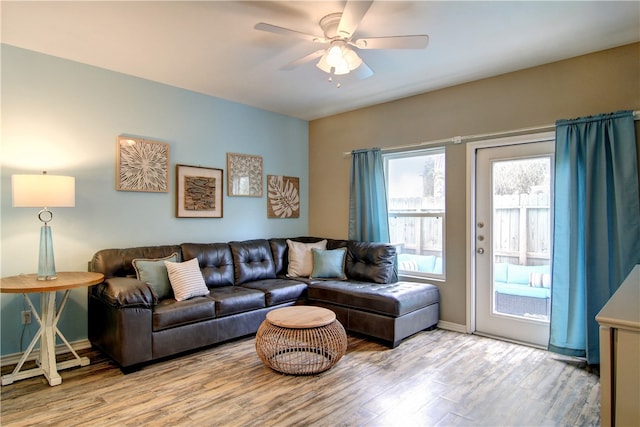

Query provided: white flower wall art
[116,136,169,192]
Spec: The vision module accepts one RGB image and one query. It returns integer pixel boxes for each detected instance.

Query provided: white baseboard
[1,339,92,368]
[437,320,468,333]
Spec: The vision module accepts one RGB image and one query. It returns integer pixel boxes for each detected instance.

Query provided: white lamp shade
[12,174,75,208]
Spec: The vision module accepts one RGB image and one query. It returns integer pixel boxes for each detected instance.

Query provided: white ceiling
[2,1,639,121]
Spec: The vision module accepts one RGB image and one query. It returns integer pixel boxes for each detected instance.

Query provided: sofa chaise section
[306,241,439,347]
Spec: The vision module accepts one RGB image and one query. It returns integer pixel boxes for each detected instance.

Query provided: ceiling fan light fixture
[326,43,345,68]
[316,53,332,74]
[343,48,362,70]
[316,41,363,76]
[333,61,350,75]
[317,47,350,75]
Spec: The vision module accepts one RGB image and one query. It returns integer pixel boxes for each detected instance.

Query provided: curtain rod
[342,110,640,157]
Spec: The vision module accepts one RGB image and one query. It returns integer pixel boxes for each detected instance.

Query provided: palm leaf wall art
[267,175,300,218]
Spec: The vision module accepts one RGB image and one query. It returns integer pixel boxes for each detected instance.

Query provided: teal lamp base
[37,216,57,281]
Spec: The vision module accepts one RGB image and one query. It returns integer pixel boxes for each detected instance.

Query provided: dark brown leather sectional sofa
[88,237,440,370]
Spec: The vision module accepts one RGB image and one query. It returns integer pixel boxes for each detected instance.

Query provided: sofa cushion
[529,272,551,288]
[310,248,347,280]
[153,297,216,331]
[434,257,443,274]
[208,286,266,317]
[494,262,508,283]
[241,278,307,306]
[495,282,551,299]
[398,254,419,271]
[91,245,182,279]
[132,252,179,299]
[165,258,210,301]
[308,280,439,317]
[181,243,235,288]
[269,238,289,276]
[229,239,276,285]
[506,264,550,285]
[398,254,436,272]
[286,239,327,277]
[326,239,349,250]
[346,241,397,284]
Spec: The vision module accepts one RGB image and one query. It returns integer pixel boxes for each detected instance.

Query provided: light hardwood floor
[1,329,599,426]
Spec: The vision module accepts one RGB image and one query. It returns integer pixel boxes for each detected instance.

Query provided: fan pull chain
[327,76,341,88]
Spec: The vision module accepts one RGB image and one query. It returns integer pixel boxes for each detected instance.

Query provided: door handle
[477,248,485,254]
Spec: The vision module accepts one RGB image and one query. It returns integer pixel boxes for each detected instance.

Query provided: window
[384,148,445,278]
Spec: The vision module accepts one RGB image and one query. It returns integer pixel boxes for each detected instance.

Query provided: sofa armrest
[88,279,154,368]
[93,277,158,308]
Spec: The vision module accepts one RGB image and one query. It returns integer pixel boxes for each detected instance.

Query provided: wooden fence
[389,193,550,265]
[389,196,443,256]
[494,193,550,266]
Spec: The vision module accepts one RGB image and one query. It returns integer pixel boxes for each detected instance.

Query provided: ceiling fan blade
[281,50,325,70]
[337,0,373,38]
[254,22,327,44]
[354,35,429,50]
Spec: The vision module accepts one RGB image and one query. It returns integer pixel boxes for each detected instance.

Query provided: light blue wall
[0,45,309,357]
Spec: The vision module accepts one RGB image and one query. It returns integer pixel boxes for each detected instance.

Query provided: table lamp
[11,172,75,280]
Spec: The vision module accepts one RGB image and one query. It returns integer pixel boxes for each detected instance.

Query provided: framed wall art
[116,136,170,192]
[176,165,223,218]
[227,153,263,197]
[267,175,300,218]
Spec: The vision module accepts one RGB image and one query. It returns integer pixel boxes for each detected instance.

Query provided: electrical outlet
[21,310,31,325]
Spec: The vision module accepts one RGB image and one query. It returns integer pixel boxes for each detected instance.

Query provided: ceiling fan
[254,0,429,81]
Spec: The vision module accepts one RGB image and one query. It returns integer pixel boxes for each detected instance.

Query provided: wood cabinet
[596,265,640,427]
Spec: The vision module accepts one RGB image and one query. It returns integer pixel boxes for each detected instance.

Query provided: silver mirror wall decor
[116,136,170,192]
[176,164,223,218]
[227,153,263,197]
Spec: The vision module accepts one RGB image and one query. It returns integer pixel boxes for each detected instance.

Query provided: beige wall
[308,43,640,327]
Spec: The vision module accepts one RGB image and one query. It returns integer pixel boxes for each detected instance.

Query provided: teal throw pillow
[310,248,347,280]
[132,252,179,299]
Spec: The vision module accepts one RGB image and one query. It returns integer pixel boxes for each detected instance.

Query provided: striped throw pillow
[164,257,209,301]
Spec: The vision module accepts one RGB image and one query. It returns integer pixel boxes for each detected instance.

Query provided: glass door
[475,140,553,347]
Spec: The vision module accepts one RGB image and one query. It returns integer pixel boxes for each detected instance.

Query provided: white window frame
[384,147,446,280]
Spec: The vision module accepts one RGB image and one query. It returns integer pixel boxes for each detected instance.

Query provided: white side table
[0,271,104,386]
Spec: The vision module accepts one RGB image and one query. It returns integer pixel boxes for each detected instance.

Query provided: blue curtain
[549,110,640,364]
[348,148,390,242]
